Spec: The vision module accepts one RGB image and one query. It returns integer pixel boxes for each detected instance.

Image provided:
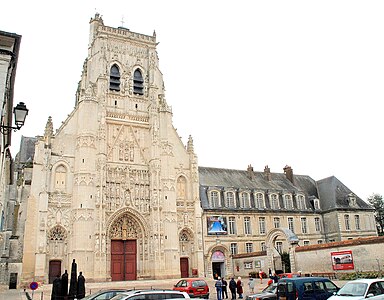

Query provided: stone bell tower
[21,13,204,284]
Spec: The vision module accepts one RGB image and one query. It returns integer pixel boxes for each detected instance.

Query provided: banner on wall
[331,250,354,270]
[207,216,228,235]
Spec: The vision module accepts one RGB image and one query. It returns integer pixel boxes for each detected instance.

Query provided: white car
[328,278,384,300]
[111,289,191,300]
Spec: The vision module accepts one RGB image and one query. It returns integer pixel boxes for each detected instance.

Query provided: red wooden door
[49,260,61,284]
[125,240,137,280]
[111,240,137,281]
[180,257,189,278]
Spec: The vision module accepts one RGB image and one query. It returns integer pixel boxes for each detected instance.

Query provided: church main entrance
[111,240,137,281]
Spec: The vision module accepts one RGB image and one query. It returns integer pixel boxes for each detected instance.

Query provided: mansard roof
[198,166,318,209]
[317,176,373,211]
[198,166,373,212]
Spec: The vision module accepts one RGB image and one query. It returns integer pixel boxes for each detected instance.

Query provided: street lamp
[0,102,29,134]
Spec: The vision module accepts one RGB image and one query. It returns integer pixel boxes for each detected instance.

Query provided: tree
[368,194,384,236]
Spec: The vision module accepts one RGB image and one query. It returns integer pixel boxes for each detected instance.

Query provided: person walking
[229,277,237,300]
[215,277,223,300]
[236,277,243,299]
[248,276,255,293]
[259,269,263,284]
[222,277,228,299]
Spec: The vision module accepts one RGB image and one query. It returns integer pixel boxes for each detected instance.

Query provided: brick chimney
[247,164,255,180]
[283,165,294,184]
[264,165,271,181]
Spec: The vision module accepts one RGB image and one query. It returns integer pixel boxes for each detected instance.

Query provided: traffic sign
[30,281,38,290]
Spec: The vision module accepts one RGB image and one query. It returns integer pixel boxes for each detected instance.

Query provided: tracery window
[133,68,144,95]
[109,64,120,91]
[48,226,67,241]
[54,165,67,191]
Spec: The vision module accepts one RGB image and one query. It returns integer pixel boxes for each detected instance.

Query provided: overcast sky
[1,1,383,201]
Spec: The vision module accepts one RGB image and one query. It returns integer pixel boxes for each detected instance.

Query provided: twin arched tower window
[109,65,144,95]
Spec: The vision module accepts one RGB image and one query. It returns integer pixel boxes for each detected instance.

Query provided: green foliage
[338,271,383,280]
[368,194,384,235]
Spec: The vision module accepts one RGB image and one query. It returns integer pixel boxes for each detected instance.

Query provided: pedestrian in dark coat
[229,277,237,300]
[222,277,228,299]
[61,270,69,299]
[77,272,86,299]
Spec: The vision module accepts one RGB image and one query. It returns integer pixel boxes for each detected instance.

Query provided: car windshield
[337,282,367,296]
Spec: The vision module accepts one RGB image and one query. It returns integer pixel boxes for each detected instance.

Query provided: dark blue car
[277,277,339,300]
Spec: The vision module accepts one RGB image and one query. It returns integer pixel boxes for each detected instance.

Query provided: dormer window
[313,198,320,210]
[297,194,306,210]
[284,194,293,209]
[109,64,120,91]
[133,68,144,95]
[270,194,279,209]
[209,190,220,208]
[348,194,357,207]
[226,191,236,208]
[255,193,265,209]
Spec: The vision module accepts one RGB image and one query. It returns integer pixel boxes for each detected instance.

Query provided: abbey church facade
[0,15,378,287]
[20,14,204,283]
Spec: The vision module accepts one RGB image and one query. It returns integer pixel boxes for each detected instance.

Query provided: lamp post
[0,102,29,134]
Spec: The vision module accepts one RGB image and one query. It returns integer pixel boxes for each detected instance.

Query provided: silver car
[328,278,384,300]
[111,289,191,300]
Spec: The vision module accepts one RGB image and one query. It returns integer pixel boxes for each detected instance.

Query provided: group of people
[215,276,244,300]
[215,269,281,300]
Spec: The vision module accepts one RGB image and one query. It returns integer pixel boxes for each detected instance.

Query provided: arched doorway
[265,228,299,273]
[179,228,194,278]
[211,250,225,279]
[107,209,148,281]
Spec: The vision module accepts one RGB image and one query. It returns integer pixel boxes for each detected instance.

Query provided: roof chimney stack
[247,164,255,180]
[283,165,294,184]
[264,165,271,181]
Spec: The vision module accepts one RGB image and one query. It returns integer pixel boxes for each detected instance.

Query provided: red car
[173,278,210,298]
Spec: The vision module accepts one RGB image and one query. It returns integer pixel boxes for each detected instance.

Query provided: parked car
[277,277,339,300]
[111,289,191,300]
[173,278,210,298]
[328,278,384,300]
[246,282,278,300]
[83,289,131,300]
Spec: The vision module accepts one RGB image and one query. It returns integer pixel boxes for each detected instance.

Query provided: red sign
[30,281,38,290]
[331,250,354,270]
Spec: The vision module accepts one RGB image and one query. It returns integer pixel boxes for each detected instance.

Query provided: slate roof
[199,166,318,210]
[15,136,37,165]
[198,166,374,212]
[317,176,373,211]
